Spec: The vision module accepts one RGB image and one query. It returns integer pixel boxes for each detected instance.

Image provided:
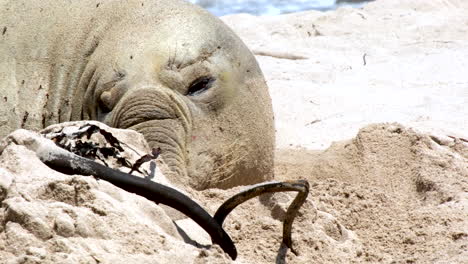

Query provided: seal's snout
[108,87,193,181]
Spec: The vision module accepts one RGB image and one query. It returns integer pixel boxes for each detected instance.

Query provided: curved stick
[36,145,237,260]
[214,180,309,254]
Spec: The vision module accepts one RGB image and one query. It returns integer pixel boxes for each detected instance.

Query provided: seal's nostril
[99,91,113,113]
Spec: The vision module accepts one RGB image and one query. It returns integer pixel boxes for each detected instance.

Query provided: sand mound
[0,122,466,263]
[0,122,229,263]
[276,123,468,263]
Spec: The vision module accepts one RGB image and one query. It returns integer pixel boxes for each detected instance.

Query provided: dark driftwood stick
[213,180,310,254]
[38,148,237,260]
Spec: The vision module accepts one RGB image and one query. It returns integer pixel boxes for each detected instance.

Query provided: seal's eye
[187,76,215,96]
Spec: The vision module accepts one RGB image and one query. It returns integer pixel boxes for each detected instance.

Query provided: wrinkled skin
[0,0,274,189]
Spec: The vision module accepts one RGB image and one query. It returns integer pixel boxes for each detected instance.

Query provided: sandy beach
[0,0,467,263]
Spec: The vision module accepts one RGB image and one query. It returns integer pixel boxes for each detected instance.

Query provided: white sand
[222,0,468,149]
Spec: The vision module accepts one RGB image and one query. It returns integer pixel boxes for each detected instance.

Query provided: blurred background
[188,0,374,16]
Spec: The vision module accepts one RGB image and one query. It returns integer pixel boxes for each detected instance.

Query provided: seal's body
[0,0,274,189]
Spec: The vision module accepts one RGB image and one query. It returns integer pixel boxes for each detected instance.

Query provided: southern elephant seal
[0,0,274,189]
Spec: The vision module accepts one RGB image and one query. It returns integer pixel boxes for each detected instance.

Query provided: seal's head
[82,0,274,189]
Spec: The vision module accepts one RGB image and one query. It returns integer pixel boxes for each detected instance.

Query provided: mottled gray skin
[0,0,274,189]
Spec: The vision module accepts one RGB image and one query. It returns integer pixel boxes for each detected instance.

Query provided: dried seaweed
[49,124,159,176]
[214,180,310,256]
[129,147,161,174]
[78,124,124,151]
